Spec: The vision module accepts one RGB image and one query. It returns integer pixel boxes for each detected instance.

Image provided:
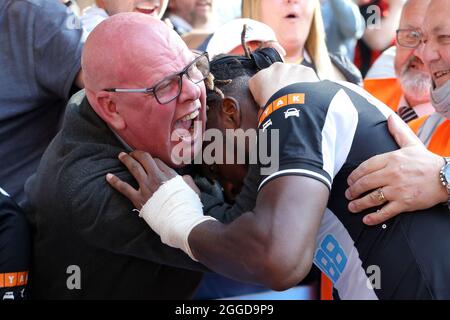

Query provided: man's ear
[221,96,241,129]
[94,91,126,131]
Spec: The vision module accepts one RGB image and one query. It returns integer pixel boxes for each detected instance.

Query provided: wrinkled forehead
[151,26,188,60]
[423,0,450,34]
[400,0,430,27]
[121,22,194,80]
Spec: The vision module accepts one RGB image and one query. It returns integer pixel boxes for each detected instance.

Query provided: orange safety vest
[363,78,403,113]
[320,274,333,300]
[409,115,450,156]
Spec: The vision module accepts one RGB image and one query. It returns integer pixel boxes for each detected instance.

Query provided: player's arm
[189,175,329,290]
[107,152,329,290]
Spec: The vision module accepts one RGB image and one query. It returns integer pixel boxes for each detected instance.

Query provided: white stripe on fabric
[258,169,331,191]
[335,80,394,120]
[321,89,359,179]
[0,188,9,197]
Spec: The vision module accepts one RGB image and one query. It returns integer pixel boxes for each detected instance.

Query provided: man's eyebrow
[431,25,450,34]
[403,24,420,30]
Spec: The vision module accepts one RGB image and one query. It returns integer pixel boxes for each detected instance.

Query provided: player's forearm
[188,211,309,290]
[189,212,276,287]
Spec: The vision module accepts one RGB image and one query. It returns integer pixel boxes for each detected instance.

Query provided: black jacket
[23,91,249,299]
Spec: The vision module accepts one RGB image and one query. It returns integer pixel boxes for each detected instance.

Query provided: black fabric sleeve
[257,82,358,192]
[0,192,30,300]
[200,165,259,224]
[25,151,209,273]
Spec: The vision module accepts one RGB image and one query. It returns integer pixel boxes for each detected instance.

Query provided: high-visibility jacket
[364,78,403,113]
[409,114,450,156]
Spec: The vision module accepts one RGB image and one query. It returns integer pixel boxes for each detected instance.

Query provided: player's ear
[221,96,241,129]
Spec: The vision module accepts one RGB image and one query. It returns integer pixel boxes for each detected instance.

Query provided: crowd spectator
[23,13,241,299]
[164,0,216,35]
[347,0,450,225]
[364,0,434,123]
[81,0,168,36]
[320,0,365,60]
[241,0,362,85]
[355,0,406,76]
[0,0,83,204]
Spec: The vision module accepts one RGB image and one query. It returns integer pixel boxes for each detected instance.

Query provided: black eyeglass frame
[103,51,210,104]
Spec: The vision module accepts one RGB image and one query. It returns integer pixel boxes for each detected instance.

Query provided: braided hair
[205,24,262,111]
[206,56,260,111]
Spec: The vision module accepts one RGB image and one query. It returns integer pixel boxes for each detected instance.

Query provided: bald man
[24,13,221,299]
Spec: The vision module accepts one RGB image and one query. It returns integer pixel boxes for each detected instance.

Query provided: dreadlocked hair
[206,23,261,111]
[206,56,259,111]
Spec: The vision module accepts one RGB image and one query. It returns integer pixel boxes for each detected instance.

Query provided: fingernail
[118,152,126,159]
[345,189,351,200]
[348,202,356,212]
[363,216,371,225]
[106,173,114,180]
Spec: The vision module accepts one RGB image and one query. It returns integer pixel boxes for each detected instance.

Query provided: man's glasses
[396,29,424,49]
[104,52,210,104]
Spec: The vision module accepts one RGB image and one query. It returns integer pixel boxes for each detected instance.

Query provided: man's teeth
[181,110,199,122]
[136,6,158,14]
[435,70,450,78]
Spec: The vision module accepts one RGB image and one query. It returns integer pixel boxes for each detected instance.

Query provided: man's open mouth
[135,5,159,16]
[174,109,201,140]
[434,70,450,79]
[408,59,423,70]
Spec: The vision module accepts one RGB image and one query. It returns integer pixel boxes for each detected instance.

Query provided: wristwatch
[439,157,450,209]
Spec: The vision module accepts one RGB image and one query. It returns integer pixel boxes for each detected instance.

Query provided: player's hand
[106,151,198,209]
[248,62,318,108]
[261,40,286,58]
[345,115,447,225]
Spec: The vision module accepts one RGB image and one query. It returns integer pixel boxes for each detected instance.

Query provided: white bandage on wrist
[139,175,217,261]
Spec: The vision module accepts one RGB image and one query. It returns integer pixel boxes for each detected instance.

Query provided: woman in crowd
[241,0,361,84]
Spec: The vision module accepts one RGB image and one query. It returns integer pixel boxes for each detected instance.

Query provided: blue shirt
[0,0,83,203]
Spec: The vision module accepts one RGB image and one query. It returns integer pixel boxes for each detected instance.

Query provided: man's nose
[416,39,440,69]
[178,74,201,103]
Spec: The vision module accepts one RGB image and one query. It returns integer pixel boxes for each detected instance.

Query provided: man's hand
[106,151,178,209]
[106,151,212,260]
[345,115,447,225]
[248,62,319,108]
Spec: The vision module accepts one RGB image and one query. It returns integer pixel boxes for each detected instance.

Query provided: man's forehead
[423,0,450,33]
[86,13,192,84]
[145,33,191,70]
[401,0,429,26]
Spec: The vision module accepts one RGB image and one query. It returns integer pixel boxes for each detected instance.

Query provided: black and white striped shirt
[256,80,450,299]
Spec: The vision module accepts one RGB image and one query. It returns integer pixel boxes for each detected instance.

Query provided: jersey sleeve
[257,82,359,191]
